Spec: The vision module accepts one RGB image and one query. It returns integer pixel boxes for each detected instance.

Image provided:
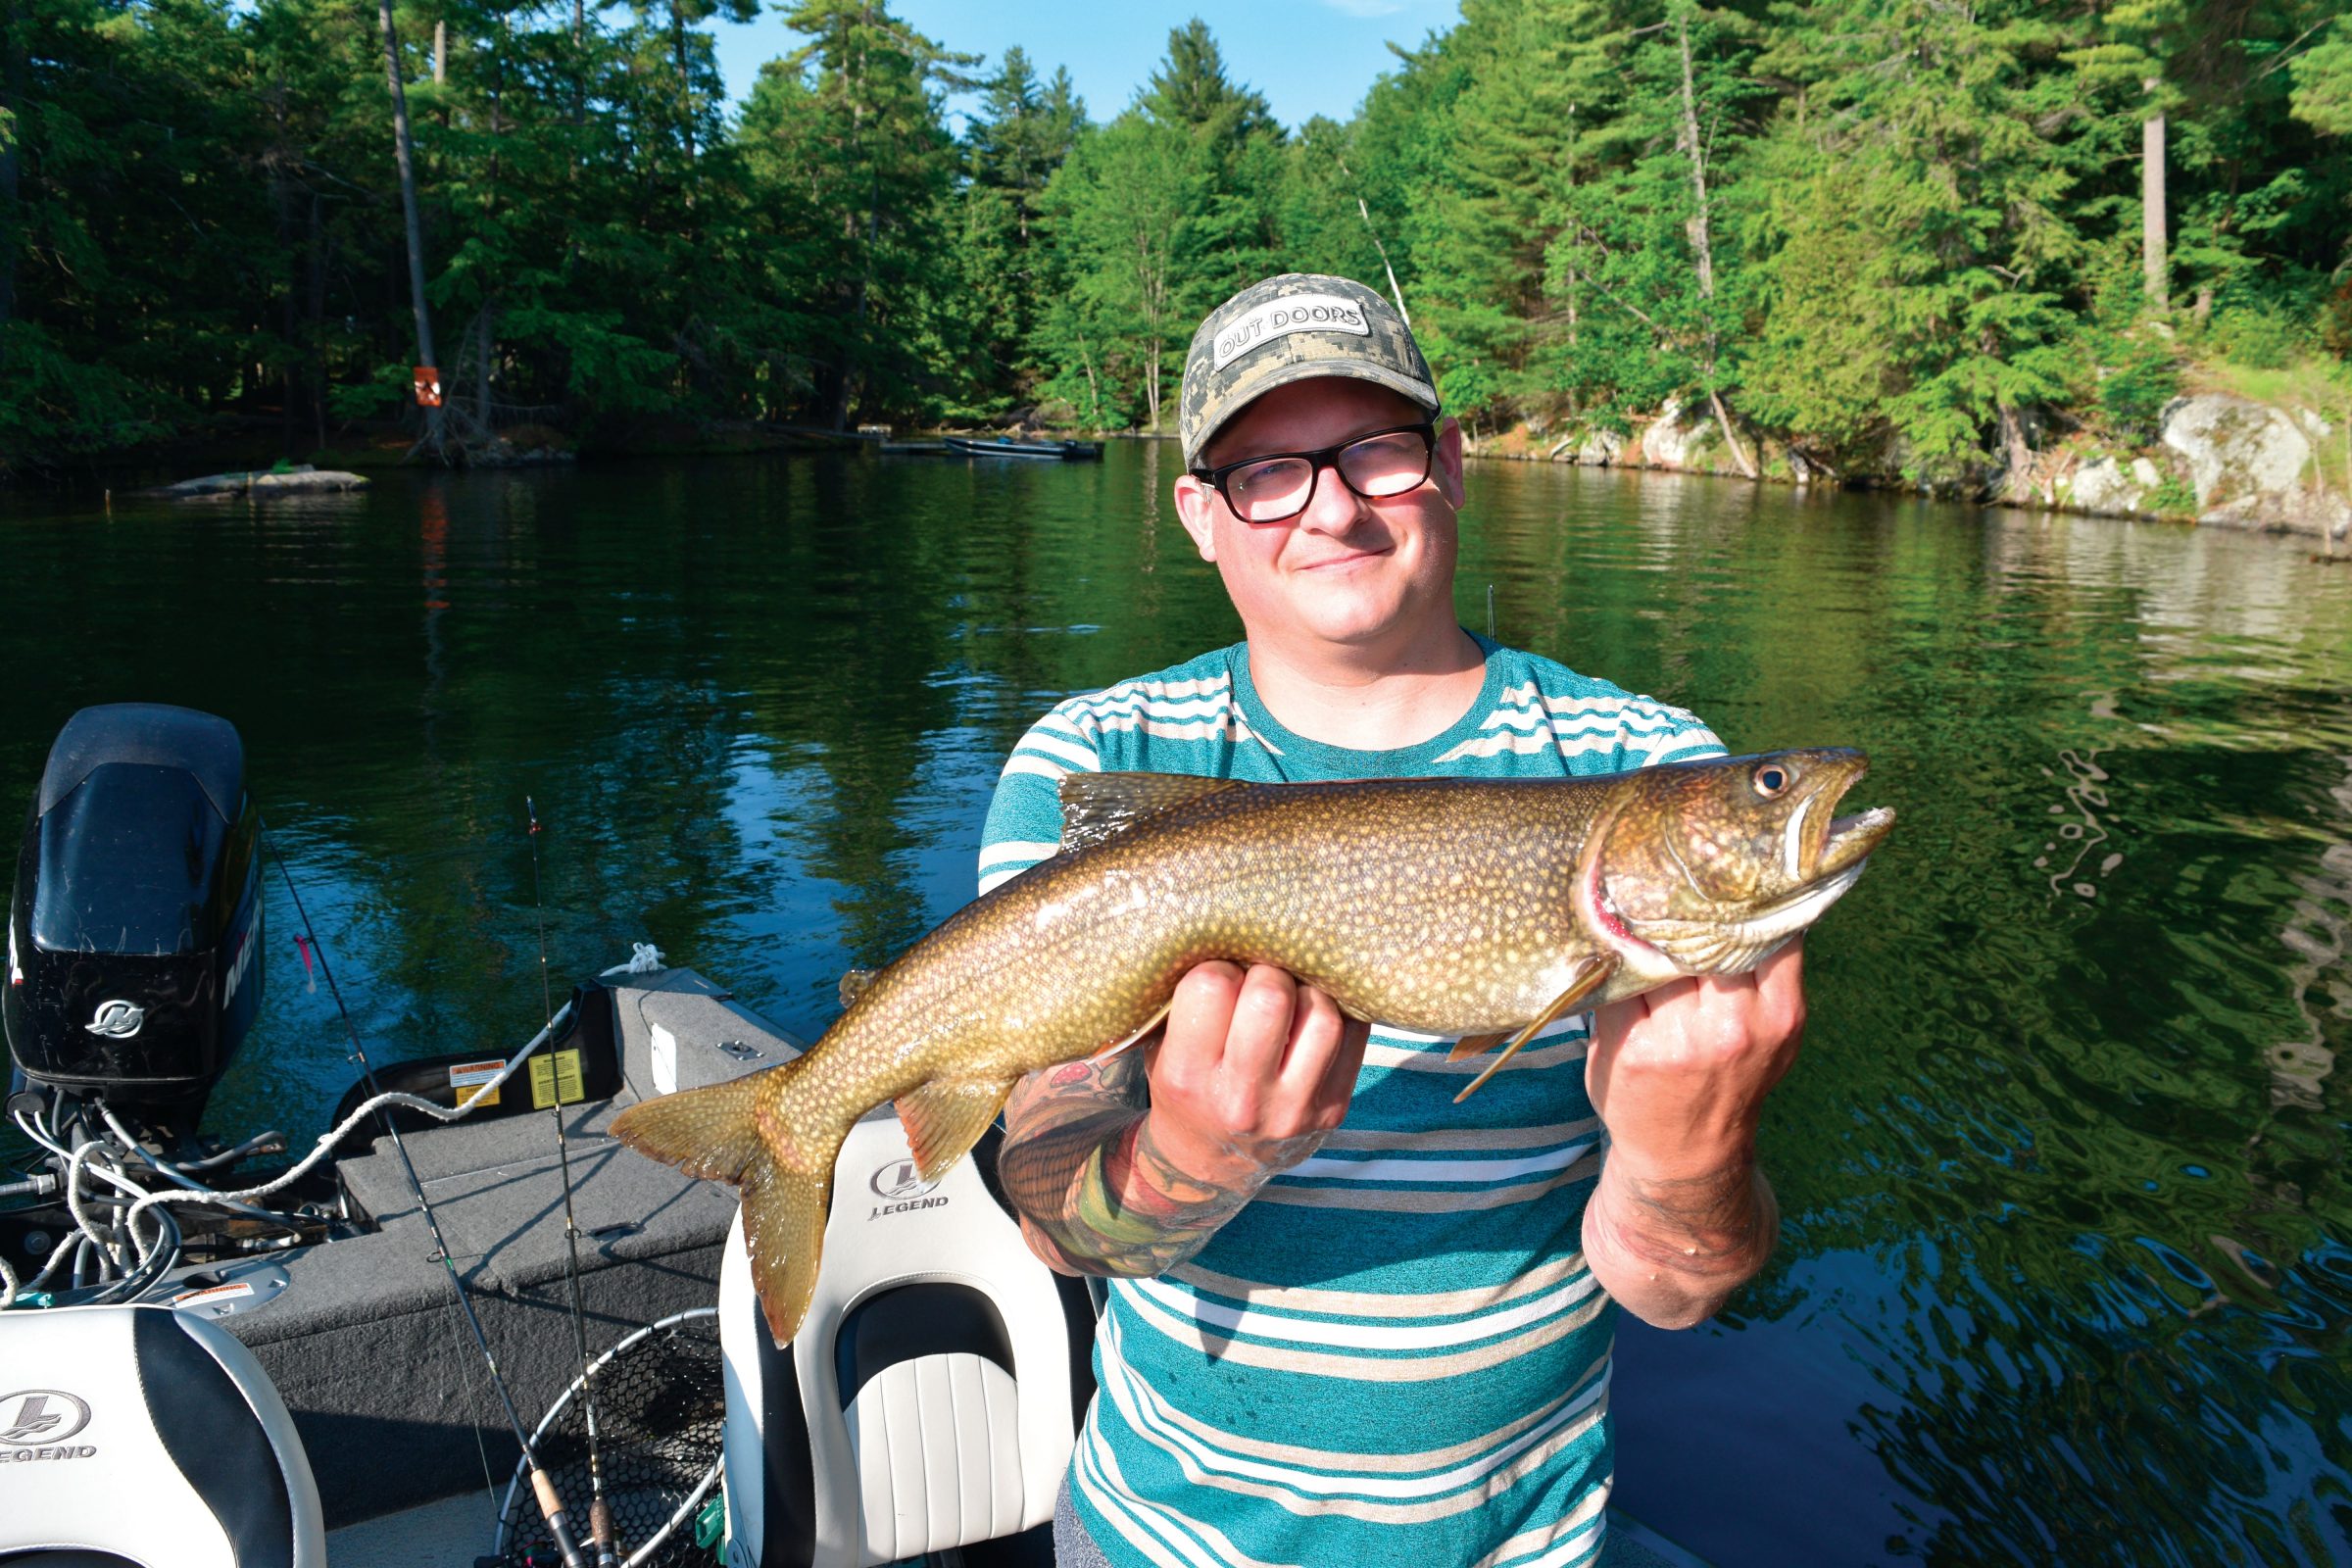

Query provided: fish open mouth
[1815,817,1890,879]
[1728,792,1896,961]
[1816,806,1896,879]
[1783,756,1895,885]
[1751,800,1894,929]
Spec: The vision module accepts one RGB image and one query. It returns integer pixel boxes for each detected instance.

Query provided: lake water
[4,445,2349,1565]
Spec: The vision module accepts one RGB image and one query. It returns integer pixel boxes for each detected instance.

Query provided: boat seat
[720,1111,1095,1567]
[0,1302,324,1568]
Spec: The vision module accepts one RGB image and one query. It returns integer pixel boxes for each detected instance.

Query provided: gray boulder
[2066,456,2149,516]
[1576,427,1626,466]
[2160,393,2348,537]
[1639,396,1718,471]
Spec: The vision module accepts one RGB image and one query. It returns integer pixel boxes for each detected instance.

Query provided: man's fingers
[1164,960,1248,1073]
[1273,983,1346,1089]
[1755,937,1805,1000]
[1324,1015,1372,1120]
[1222,963,1299,1083]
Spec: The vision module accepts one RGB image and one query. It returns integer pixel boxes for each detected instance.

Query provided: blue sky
[710,1,1462,131]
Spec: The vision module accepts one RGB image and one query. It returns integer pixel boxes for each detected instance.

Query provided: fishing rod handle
[590,1497,617,1567]
[530,1468,589,1568]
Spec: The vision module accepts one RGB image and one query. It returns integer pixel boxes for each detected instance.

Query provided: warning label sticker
[529,1049,586,1110]
[450,1058,506,1108]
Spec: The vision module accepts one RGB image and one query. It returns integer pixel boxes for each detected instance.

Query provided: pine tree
[748,1,969,427]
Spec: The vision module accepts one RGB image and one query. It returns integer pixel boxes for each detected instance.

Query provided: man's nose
[1297,460,1370,534]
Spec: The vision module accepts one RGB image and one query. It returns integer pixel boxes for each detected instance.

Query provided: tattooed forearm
[997,1052,1273,1278]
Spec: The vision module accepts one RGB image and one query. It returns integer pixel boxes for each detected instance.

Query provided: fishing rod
[262,826,591,1568]
[528,797,618,1568]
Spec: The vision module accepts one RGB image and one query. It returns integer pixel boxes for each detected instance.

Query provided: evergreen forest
[6,0,2352,483]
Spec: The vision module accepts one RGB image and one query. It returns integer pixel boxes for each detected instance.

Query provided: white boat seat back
[0,1302,323,1568]
[720,1108,1092,1567]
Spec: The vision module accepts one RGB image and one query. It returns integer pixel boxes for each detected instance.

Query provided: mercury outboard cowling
[5,704,263,1133]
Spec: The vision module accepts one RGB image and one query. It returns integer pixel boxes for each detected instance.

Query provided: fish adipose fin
[896,1078,1017,1183]
[1453,955,1621,1104]
[609,1071,767,1184]
[838,968,878,1008]
[1058,772,1250,852]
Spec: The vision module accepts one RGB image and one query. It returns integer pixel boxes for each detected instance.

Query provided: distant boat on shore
[944,435,1104,462]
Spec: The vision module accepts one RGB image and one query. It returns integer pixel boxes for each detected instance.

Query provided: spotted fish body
[611,747,1895,1345]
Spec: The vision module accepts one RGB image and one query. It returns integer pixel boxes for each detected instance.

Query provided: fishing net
[495,1307,726,1568]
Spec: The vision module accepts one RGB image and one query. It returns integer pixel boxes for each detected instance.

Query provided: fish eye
[1752,763,1789,798]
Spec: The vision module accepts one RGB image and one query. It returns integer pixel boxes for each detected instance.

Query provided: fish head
[1592,748,1895,975]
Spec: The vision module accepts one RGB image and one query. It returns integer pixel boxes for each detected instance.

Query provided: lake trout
[612,747,1895,1344]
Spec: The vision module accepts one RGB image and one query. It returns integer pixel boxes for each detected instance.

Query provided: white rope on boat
[8,936,656,1306]
[117,999,575,1264]
[602,942,665,977]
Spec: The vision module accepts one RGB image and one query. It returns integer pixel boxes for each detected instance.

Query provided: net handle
[493,1307,722,1563]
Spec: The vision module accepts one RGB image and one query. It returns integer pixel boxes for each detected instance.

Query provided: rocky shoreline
[1474,391,2351,543]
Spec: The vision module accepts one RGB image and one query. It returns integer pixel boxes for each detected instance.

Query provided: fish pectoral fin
[1095,1000,1173,1059]
[1445,1030,1511,1063]
[838,967,879,1009]
[738,1149,832,1348]
[1058,772,1252,853]
[610,1071,768,1185]
[895,1077,1017,1184]
[1453,955,1621,1104]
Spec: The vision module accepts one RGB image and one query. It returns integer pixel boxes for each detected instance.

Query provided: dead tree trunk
[1996,401,2034,504]
[0,0,25,349]
[1077,332,1101,426]
[827,36,867,430]
[1562,104,1577,350]
[1675,12,1758,480]
[379,0,445,455]
[1336,154,1410,328]
[2142,82,2168,311]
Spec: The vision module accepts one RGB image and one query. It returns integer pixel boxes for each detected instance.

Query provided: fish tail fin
[609,1069,771,1184]
[612,1058,851,1345]
[739,1144,836,1348]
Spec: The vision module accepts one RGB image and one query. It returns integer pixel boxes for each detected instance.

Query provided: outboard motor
[5,704,264,1139]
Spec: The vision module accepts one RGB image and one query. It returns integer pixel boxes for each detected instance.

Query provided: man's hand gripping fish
[611,747,1896,1345]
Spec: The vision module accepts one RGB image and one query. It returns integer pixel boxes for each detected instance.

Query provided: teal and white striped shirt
[979,635,1725,1568]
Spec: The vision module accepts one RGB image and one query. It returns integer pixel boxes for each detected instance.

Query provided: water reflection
[4,453,2350,1565]
[2035,746,2119,901]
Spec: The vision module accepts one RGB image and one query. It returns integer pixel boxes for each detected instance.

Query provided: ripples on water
[3,450,2347,1565]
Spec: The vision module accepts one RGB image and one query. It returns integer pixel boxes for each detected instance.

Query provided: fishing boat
[943,436,1104,462]
[0,705,1701,1568]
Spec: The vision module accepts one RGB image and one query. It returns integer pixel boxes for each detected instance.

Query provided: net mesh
[502,1311,726,1567]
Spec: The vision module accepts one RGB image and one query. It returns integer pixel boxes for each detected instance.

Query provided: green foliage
[2095,333,2182,442]
[2205,304,2304,370]
[2288,21,2352,136]
[2147,474,2197,514]
[4,0,2349,468]
[1023,23,1282,431]
[0,322,174,470]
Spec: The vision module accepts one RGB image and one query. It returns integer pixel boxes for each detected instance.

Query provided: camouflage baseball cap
[1178,273,1439,468]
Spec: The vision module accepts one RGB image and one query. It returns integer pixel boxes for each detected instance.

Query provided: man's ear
[1172,472,1221,563]
[1433,416,1466,509]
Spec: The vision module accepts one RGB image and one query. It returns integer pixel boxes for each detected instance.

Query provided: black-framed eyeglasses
[1191,422,1437,525]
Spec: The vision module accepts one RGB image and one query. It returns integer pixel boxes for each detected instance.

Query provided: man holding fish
[978,275,1812,1568]
[611,273,1892,1567]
